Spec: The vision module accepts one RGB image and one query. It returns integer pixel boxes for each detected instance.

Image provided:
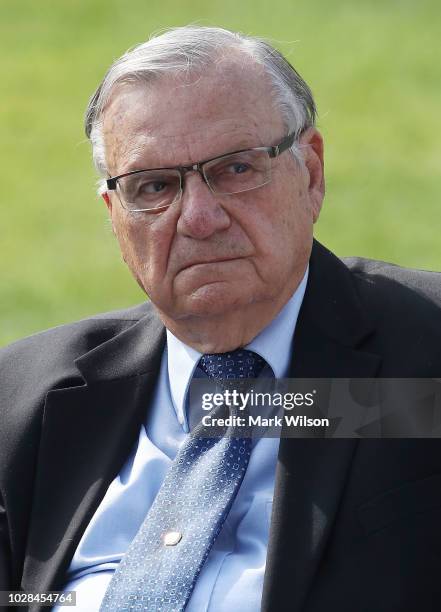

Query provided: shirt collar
[166,266,309,428]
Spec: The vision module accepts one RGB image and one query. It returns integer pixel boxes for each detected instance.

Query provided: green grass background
[1,0,440,346]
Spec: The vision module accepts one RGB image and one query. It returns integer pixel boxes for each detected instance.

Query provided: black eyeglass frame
[105,132,296,193]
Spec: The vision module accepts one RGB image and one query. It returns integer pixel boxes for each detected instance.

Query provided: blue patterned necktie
[100,349,268,612]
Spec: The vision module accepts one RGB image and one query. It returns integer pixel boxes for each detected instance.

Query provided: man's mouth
[178,256,243,273]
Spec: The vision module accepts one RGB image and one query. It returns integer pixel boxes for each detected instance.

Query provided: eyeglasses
[106,132,296,213]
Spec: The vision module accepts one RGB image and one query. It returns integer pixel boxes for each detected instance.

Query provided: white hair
[85,26,317,192]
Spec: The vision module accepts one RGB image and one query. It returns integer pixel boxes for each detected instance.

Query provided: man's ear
[299,127,325,223]
[102,191,111,208]
[102,192,116,234]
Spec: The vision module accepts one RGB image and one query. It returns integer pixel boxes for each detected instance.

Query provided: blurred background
[1,0,440,346]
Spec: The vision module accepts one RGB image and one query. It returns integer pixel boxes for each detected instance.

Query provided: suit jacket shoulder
[344,255,441,307]
[0,300,158,505]
[0,302,154,413]
[341,255,441,374]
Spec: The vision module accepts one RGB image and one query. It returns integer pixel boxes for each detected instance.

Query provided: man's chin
[173,259,249,294]
[174,281,252,319]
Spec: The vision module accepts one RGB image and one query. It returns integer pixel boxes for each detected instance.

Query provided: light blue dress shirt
[55,270,308,611]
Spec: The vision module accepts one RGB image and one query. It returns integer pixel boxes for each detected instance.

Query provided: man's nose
[176,172,231,239]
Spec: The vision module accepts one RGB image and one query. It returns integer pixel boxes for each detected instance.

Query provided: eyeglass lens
[117,149,272,212]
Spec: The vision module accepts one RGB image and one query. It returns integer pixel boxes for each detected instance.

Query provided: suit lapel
[262,241,382,612]
[22,309,166,595]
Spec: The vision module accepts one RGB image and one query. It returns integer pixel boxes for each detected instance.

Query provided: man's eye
[219,162,251,176]
[141,181,168,194]
[230,162,250,174]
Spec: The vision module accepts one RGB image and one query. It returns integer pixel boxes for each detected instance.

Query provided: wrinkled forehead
[101,56,285,173]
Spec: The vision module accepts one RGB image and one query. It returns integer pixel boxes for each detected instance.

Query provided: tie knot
[199,348,267,381]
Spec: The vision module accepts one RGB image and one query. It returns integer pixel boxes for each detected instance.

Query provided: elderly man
[1,25,441,612]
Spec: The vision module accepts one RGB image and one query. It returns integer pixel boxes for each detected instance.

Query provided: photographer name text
[202,414,329,428]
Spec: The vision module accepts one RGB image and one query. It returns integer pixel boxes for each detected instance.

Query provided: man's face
[102,58,324,330]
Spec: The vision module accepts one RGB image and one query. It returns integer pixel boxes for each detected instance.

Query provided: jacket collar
[300,240,376,350]
[75,307,165,384]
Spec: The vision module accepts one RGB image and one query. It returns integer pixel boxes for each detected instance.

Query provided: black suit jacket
[1,241,441,612]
